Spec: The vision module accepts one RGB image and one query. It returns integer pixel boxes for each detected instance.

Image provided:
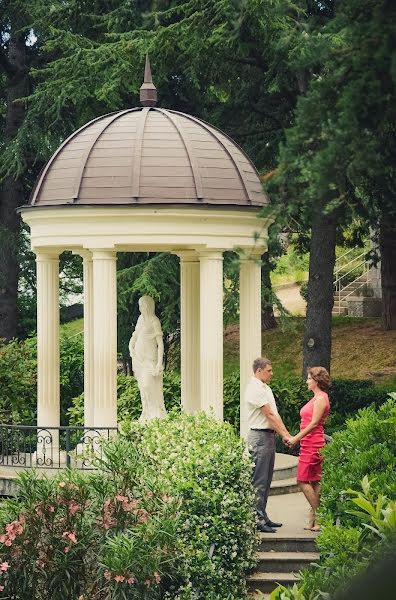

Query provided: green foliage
[271,245,309,286]
[300,480,396,599]
[0,333,84,425]
[122,412,257,599]
[0,413,257,599]
[0,337,37,424]
[68,371,181,426]
[320,398,396,526]
[0,440,182,599]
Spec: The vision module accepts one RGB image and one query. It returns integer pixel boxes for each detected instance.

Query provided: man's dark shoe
[266,520,282,528]
[257,522,276,533]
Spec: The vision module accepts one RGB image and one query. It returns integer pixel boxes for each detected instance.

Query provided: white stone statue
[128,296,166,422]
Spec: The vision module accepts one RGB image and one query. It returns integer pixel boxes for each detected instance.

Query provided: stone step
[247,571,300,594]
[259,534,318,553]
[272,454,298,482]
[256,551,319,572]
[269,477,299,495]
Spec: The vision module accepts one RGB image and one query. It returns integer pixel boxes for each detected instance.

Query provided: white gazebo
[20,59,271,440]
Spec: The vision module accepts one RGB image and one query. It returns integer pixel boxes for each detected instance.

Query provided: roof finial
[140,54,157,107]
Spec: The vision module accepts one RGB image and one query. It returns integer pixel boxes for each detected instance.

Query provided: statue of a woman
[128,296,166,422]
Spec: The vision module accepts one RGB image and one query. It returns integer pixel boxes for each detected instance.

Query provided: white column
[199,251,224,419]
[82,253,94,428]
[91,250,117,429]
[239,254,262,438]
[179,252,200,413]
[36,251,60,452]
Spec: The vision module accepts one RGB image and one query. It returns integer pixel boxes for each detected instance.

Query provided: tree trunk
[302,202,338,375]
[379,218,396,330]
[0,34,28,341]
[261,254,277,330]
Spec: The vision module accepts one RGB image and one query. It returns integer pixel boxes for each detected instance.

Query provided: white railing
[333,250,369,313]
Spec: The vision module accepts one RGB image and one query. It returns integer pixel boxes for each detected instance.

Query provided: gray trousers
[248,429,275,522]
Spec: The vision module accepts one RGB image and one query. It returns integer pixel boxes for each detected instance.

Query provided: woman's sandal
[310,516,321,532]
[303,507,315,530]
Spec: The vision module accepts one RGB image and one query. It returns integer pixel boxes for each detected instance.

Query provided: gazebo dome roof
[30,107,268,208]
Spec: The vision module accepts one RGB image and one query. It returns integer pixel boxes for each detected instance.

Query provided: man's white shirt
[245,376,279,429]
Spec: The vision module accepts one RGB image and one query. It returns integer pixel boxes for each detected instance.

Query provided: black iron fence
[0,425,118,470]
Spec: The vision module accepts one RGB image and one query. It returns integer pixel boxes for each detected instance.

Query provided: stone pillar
[36,251,60,454]
[82,253,94,428]
[239,254,262,438]
[179,252,200,413]
[199,251,223,419]
[91,250,117,429]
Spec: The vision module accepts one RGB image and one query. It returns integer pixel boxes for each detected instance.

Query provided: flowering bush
[0,439,183,599]
[0,413,256,599]
[121,411,257,599]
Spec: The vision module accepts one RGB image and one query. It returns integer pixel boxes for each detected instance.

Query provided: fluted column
[179,252,200,413]
[239,253,262,438]
[199,251,223,419]
[91,250,117,429]
[36,251,60,450]
[82,253,94,428]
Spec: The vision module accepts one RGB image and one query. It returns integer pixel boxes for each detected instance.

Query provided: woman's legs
[298,480,320,530]
[310,482,321,530]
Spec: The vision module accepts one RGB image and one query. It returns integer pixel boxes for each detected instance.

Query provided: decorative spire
[140,54,157,107]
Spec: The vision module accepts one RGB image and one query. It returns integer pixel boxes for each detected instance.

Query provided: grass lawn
[225,316,396,386]
[61,316,396,386]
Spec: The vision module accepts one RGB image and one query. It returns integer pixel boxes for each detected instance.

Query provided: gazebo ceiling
[30,58,268,209]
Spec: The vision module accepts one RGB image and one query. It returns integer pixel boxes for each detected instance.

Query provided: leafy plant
[122,411,257,599]
[0,440,183,599]
[320,398,396,525]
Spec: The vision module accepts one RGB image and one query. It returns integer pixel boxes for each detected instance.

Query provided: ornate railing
[0,425,118,470]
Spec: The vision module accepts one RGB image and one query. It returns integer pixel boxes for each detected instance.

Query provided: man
[245,357,292,533]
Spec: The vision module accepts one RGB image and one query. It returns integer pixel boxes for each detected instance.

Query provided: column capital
[238,248,265,263]
[199,250,224,261]
[34,250,60,261]
[174,250,200,262]
[90,249,117,260]
[73,249,92,260]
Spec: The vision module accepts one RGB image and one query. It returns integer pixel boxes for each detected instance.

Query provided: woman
[287,366,330,531]
[128,296,166,423]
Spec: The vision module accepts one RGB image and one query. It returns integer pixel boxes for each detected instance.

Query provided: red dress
[297,392,330,482]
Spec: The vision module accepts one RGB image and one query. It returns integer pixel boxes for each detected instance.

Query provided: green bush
[0,440,183,599]
[122,412,257,599]
[68,371,182,425]
[0,414,257,599]
[0,335,84,425]
[271,478,396,600]
[320,398,396,525]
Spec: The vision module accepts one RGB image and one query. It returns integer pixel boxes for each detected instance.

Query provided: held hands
[282,434,298,448]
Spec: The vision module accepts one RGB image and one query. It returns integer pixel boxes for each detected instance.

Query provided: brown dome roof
[30,107,268,207]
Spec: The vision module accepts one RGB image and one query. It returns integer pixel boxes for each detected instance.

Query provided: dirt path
[274,283,306,316]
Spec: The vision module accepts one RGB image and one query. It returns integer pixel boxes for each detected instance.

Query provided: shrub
[0,414,256,599]
[271,479,396,600]
[122,412,257,599]
[0,439,183,599]
[0,335,84,425]
[320,398,396,525]
[68,371,182,425]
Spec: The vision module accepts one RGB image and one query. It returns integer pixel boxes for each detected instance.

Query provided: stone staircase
[247,454,320,597]
[332,273,370,316]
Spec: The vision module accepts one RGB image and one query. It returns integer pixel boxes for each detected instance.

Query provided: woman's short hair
[308,366,330,391]
[252,357,272,373]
